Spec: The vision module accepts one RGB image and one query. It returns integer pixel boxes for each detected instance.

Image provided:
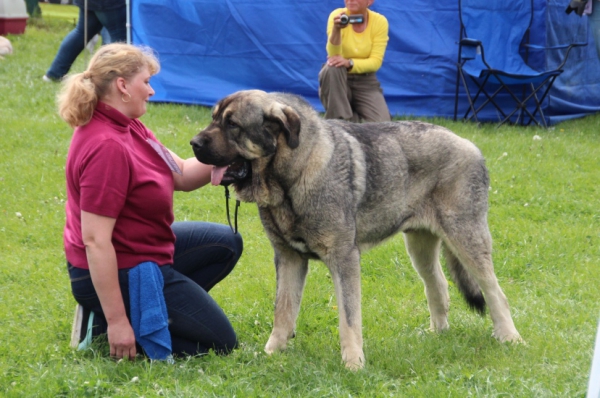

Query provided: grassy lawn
[1,11,599,397]
[38,2,78,21]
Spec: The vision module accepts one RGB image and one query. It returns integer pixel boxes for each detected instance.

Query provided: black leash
[224,185,240,234]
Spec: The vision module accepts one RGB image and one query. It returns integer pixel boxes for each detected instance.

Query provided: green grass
[37,3,79,22]
[1,13,599,397]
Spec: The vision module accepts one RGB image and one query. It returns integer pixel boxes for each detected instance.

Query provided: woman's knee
[214,331,238,355]
[319,64,347,85]
[204,222,243,262]
[230,231,244,261]
[210,223,244,262]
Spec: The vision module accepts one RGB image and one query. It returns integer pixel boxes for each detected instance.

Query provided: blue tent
[131,0,599,124]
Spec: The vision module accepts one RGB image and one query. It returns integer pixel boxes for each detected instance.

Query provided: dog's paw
[493,330,524,344]
[344,358,365,371]
[430,319,450,333]
[264,334,288,354]
[342,348,365,371]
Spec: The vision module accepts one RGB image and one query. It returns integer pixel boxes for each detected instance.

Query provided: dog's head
[190,90,301,189]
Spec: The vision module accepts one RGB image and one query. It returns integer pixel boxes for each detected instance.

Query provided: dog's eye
[227,119,239,129]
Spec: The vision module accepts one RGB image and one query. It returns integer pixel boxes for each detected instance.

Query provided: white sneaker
[69,304,85,349]
[42,75,55,83]
[70,304,95,350]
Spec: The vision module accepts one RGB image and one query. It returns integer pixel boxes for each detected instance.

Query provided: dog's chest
[259,205,321,259]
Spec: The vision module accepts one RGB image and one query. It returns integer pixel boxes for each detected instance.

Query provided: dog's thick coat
[190,90,521,369]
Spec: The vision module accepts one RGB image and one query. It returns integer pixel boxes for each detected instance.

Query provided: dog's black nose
[190,135,211,151]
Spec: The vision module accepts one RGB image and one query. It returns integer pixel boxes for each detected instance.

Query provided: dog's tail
[442,244,486,315]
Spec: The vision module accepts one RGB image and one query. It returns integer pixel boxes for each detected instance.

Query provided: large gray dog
[190,90,521,369]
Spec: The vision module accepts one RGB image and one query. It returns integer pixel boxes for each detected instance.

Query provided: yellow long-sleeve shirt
[325,8,389,75]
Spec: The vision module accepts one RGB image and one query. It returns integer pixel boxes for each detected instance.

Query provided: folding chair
[453,0,586,127]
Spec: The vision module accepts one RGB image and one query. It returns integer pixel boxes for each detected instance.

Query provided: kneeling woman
[60,43,243,360]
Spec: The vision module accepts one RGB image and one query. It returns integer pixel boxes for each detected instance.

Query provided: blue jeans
[45,5,127,80]
[68,222,243,357]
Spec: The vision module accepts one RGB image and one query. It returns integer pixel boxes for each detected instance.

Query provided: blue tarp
[131,0,600,124]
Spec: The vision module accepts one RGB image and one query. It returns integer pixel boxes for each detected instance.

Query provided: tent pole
[126,0,131,44]
[84,0,88,66]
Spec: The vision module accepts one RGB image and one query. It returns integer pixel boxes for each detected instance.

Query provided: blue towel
[129,261,172,360]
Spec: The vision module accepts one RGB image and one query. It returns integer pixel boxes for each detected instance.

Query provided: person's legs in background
[589,1,600,58]
[94,5,127,43]
[319,64,357,120]
[45,6,103,80]
[100,28,111,45]
[349,73,391,122]
[25,0,41,18]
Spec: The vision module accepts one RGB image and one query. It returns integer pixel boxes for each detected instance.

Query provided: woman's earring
[122,92,132,103]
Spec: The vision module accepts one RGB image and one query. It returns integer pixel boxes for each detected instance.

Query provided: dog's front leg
[326,246,365,370]
[265,249,308,354]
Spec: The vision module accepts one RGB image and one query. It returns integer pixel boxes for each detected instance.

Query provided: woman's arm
[81,210,136,359]
[168,149,213,191]
[326,10,346,55]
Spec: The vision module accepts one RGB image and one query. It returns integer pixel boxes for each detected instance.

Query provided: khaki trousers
[318,64,391,122]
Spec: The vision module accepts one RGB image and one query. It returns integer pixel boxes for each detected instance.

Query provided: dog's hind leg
[265,249,309,354]
[324,246,365,370]
[404,230,450,332]
[442,221,522,343]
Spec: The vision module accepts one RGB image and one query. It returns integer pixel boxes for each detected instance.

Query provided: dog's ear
[265,103,301,149]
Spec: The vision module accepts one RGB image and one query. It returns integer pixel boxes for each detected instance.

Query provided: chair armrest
[524,42,588,70]
[525,42,587,50]
[459,38,482,47]
[458,38,482,60]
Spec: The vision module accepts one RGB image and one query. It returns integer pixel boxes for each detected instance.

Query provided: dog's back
[314,119,489,249]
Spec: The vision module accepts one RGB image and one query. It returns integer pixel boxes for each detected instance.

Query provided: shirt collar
[95,101,133,128]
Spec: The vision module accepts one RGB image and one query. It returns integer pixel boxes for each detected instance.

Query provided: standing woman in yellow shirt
[318,0,391,122]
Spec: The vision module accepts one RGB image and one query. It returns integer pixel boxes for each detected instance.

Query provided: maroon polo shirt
[64,102,175,269]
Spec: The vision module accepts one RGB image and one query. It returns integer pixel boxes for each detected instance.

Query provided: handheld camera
[340,14,364,26]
